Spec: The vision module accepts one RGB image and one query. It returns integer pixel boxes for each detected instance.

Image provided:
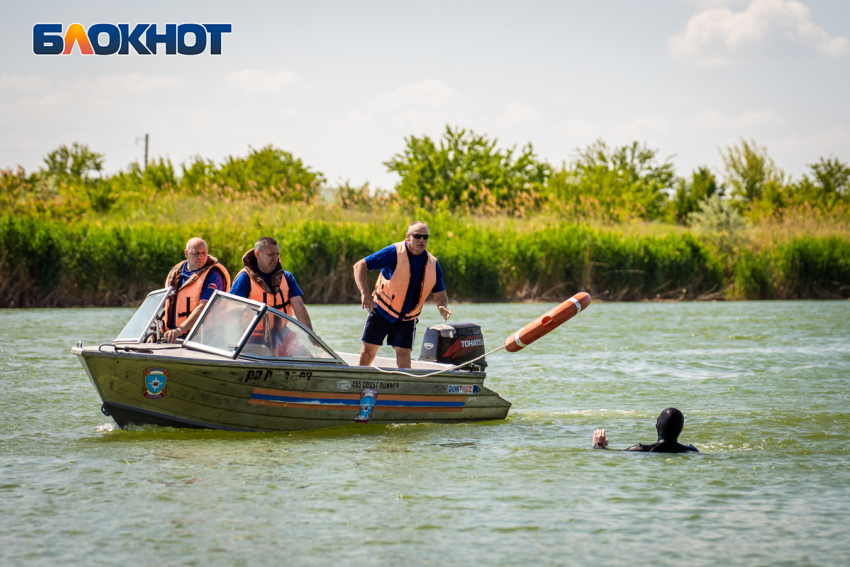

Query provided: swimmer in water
[593,407,698,453]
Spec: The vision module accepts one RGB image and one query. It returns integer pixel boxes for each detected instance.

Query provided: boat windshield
[184,292,342,362]
[115,288,170,343]
[185,293,262,358]
[240,308,337,361]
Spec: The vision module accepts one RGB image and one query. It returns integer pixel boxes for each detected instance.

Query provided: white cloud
[226,69,305,93]
[338,79,472,131]
[670,0,849,65]
[18,92,72,109]
[85,73,186,96]
[681,0,748,9]
[610,116,670,140]
[0,74,52,91]
[8,74,185,113]
[560,119,596,139]
[325,110,370,130]
[772,125,850,165]
[379,79,471,110]
[679,109,783,130]
[501,103,541,124]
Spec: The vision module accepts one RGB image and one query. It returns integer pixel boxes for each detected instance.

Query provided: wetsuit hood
[656,407,684,442]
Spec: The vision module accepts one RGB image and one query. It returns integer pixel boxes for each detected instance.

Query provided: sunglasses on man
[409,233,429,240]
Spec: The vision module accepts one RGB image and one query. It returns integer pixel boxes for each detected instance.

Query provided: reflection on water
[1,301,849,566]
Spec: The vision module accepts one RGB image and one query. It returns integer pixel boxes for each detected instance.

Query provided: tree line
[1,126,848,224]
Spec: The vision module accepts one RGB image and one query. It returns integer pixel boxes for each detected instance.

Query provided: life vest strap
[263,289,290,312]
[373,291,401,318]
[177,297,192,318]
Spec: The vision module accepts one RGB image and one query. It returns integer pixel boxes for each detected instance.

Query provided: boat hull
[75,347,511,432]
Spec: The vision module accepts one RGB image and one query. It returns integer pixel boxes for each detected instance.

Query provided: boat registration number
[241,370,313,383]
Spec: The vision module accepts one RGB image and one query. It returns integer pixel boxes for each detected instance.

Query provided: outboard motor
[418,323,486,370]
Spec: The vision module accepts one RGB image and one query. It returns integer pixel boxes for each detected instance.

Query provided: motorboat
[72,289,512,431]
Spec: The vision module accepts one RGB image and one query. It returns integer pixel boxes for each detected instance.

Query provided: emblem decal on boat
[336,380,351,392]
[447,384,480,394]
[355,388,378,423]
[142,367,169,399]
[423,342,434,349]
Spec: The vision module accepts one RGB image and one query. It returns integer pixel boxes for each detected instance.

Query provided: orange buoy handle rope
[504,292,591,352]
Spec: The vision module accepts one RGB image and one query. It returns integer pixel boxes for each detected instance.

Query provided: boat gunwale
[72,346,487,380]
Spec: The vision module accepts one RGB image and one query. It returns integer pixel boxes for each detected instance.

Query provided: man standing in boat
[163,237,231,343]
[229,236,314,330]
[353,221,451,368]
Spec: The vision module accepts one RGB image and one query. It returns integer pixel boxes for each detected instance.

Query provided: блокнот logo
[33,23,231,55]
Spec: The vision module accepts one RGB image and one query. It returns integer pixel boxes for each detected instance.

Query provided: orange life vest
[164,257,231,331]
[236,250,295,346]
[235,250,297,346]
[235,267,294,317]
[373,241,437,321]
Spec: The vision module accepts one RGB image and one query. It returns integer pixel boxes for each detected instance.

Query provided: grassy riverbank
[2,208,848,307]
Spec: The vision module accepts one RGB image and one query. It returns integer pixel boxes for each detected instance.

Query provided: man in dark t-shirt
[353,221,451,368]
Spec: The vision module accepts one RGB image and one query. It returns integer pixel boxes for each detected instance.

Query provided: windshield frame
[236,304,346,364]
[114,287,171,344]
[184,291,265,359]
[183,291,345,364]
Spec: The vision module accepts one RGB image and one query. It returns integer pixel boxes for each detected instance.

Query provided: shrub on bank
[734,237,850,299]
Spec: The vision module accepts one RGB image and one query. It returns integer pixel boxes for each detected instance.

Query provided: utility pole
[136,134,150,169]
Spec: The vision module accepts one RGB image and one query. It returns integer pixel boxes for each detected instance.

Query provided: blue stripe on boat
[251,394,359,405]
[250,393,464,408]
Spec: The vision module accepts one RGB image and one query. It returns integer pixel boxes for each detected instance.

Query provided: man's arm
[290,296,313,331]
[353,259,375,311]
[163,299,207,343]
[433,290,451,322]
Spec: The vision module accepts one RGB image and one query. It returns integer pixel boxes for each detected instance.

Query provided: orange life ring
[504,292,592,352]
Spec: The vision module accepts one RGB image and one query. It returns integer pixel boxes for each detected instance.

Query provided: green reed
[734,236,850,299]
[6,211,846,307]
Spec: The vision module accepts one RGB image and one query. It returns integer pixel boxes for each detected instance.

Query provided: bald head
[184,237,209,271]
[408,221,428,233]
[186,237,206,250]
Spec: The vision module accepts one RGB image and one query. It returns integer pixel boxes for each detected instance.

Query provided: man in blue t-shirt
[353,221,451,368]
[229,236,313,331]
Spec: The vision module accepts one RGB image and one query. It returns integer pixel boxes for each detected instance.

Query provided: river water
[1,301,849,566]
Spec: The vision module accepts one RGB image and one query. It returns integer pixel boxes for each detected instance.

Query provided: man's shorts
[361,309,417,349]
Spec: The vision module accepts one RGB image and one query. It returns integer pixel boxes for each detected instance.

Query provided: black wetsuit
[620,441,697,453]
[594,407,699,453]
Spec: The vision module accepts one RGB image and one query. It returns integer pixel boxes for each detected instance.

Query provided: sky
[2,0,849,189]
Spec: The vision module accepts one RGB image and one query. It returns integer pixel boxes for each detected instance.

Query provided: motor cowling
[418,322,486,369]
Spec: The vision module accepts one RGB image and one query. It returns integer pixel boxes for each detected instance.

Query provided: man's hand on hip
[361,292,375,311]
